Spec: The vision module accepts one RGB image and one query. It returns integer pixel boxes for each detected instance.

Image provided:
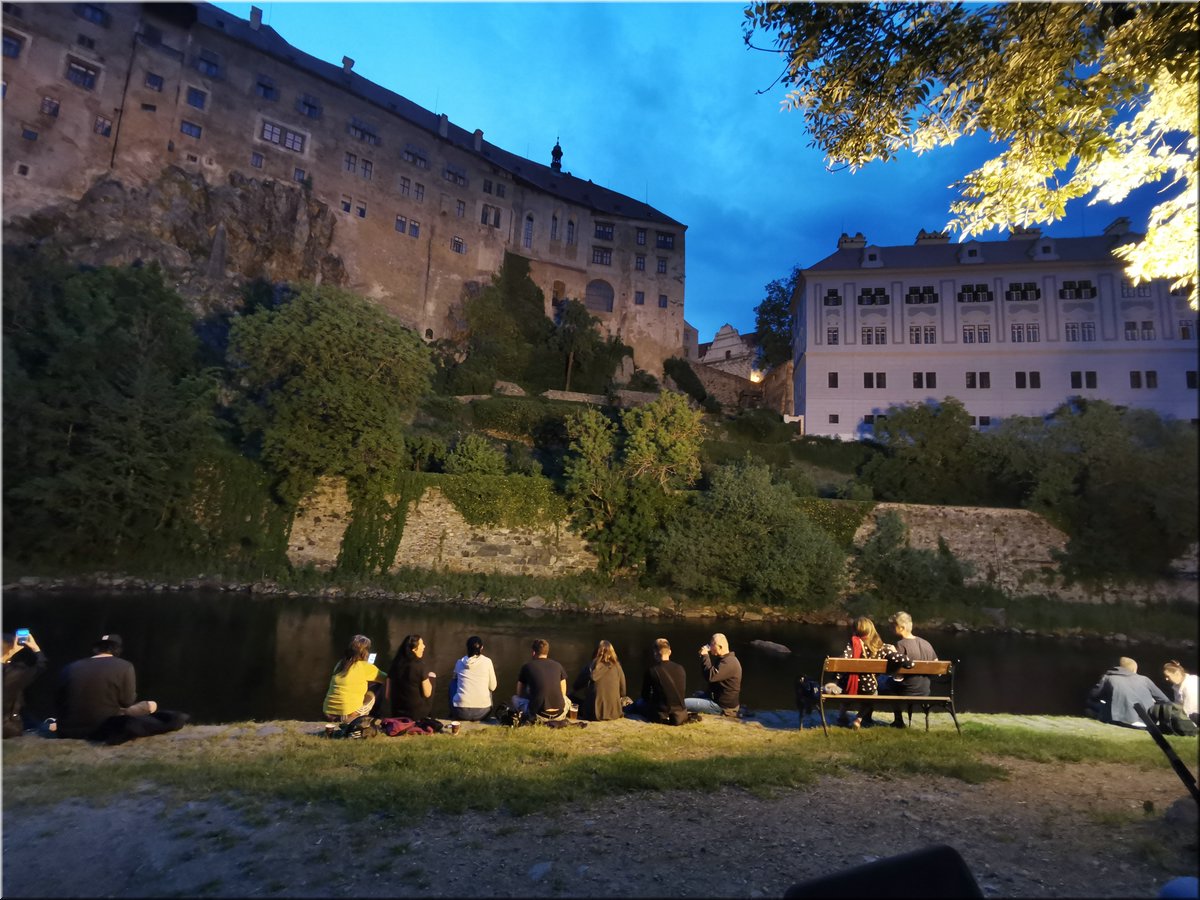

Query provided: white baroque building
[792,222,1199,439]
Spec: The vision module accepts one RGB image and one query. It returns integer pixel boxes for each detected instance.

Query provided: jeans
[684,697,737,716]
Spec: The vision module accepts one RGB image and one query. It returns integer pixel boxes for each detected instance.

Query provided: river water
[5,589,1194,724]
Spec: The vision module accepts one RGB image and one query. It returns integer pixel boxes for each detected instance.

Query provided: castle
[793,224,1199,438]
[2,1,687,374]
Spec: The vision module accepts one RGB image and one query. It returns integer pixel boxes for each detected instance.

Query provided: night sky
[213,1,1163,343]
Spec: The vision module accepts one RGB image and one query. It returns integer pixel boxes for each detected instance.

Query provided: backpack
[338,715,381,739]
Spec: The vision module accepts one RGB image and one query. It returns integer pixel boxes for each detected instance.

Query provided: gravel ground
[3,716,1197,898]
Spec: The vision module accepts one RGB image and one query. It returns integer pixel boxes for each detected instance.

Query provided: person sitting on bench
[512,639,569,721]
[888,611,937,729]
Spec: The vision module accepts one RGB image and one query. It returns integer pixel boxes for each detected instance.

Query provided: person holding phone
[323,634,385,723]
[387,634,435,719]
[3,629,47,738]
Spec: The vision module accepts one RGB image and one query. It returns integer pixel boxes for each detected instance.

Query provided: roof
[805,232,1140,273]
[193,3,684,228]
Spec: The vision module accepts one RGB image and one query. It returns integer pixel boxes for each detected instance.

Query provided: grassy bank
[4,716,1195,820]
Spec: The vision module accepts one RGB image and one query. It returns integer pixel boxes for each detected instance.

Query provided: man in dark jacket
[513,639,569,720]
[3,630,47,738]
[685,633,742,717]
[1088,657,1171,727]
[640,638,688,725]
[56,634,188,744]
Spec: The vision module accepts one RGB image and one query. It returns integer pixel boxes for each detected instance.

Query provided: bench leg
[923,704,931,732]
[820,699,829,737]
[949,704,962,736]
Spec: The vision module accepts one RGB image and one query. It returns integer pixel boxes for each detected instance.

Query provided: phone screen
[15,628,30,645]
[368,652,377,665]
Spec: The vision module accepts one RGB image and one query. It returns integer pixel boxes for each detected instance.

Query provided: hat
[94,633,123,654]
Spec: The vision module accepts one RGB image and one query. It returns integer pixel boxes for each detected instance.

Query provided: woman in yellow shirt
[322,634,384,722]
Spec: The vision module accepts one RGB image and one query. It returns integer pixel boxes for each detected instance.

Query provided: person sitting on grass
[1088,657,1171,727]
[571,639,627,722]
[450,635,496,722]
[1162,661,1198,723]
[323,634,385,724]
[685,632,742,717]
[388,634,436,720]
[3,630,48,739]
[635,638,689,726]
[55,634,188,745]
[513,639,569,721]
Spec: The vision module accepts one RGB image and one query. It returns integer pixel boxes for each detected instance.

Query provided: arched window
[584,279,614,313]
[424,328,434,340]
[523,214,533,249]
[551,215,559,241]
[566,220,576,245]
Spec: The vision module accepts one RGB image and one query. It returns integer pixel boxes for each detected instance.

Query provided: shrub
[444,434,508,475]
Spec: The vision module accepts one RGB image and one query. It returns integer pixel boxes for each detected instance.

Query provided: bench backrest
[822,657,952,677]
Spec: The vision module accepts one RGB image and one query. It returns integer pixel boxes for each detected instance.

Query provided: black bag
[1148,702,1197,737]
[493,703,522,728]
[339,715,381,739]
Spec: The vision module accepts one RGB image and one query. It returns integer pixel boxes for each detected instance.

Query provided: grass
[4,717,1196,822]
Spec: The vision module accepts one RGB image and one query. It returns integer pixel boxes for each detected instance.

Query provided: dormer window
[857,287,889,306]
[348,116,378,145]
[195,48,221,79]
[442,163,467,187]
[296,94,321,119]
[403,142,428,169]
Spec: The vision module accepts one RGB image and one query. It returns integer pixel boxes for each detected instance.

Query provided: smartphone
[367,652,377,665]
[15,628,30,645]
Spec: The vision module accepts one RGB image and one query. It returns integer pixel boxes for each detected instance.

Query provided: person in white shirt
[1163,660,1199,722]
[450,635,497,721]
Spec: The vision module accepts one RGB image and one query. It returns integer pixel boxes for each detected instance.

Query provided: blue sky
[213,1,1161,342]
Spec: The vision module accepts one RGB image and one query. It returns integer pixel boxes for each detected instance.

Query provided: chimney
[473,129,483,152]
[837,232,867,250]
[914,228,950,245]
[342,56,354,74]
[1104,216,1131,236]
[249,6,262,30]
[438,113,448,138]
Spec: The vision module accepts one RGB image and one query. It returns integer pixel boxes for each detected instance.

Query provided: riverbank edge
[5,572,1197,650]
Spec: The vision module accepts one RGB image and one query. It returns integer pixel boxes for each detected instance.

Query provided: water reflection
[4,590,1192,724]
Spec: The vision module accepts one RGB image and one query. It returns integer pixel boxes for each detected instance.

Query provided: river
[5,589,1193,724]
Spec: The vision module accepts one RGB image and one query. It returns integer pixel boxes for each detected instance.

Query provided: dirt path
[3,752,1197,898]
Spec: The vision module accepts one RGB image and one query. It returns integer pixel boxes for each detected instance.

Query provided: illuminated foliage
[744,2,1198,305]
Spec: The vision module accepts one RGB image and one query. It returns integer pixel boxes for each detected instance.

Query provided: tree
[443,433,507,475]
[227,283,432,501]
[744,2,1198,305]
[3,252,217,562]
[551,298,600,392]
[654,460,845,606]
[754,266,800,368]
[563,393,705,574]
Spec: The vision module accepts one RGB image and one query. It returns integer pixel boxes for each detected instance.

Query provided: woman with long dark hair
[387,634,435,719]
[322,634,384,723]
[572,639,627,721]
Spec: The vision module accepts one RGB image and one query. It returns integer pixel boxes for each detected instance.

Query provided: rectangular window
[966,372,976,389]
[636,227,647,246]
[1081,322,1095,342]
[977,325,991,344]
[3,32,24,58]
[482,179,492,194]
[1130,371,1142,389]
[1070,371,1082,390]
[414,183,424,201]
[857,287,889,305]
[551,216,559,241]
[523,216,533,249]
[875,326,887,345]
[826,327,839,345]
[829,414,839,425]
[594,222,614,240]
[349,118,380,146]
[823,290,842,306]
[1030,371,1040,389]
[398,175,410,196]
[1086,371,1097,389]
[40,96,60,117]
[260,121,305,154]
[255,74,278,100]
[179,120,201,138]
[455,200,465,218]
[634,291,645,306]
[186,87,206,110]
[1181,320,1197,340]
[1005,281,1041,302]
[409,220,420,238]
[979,416,991,427]
[864,373,874,389]
[76,3,108,26]
[145,71,164,91]
[442,165,467,187]
[926,372,936,389]
[344,151,357,172]
[1141,320,1155,340]
[861,327,874,346]
[1065,322,1080,342]
[341,194,352,213]
[495,183,505,198]
[980,372,990,389]
[283,130,303,152]
[1016,371,1027,389]
[250,151,263,168]
[140,103,156,112]
[395,215,407,233]
[863,415,876,426]
[828,372,839,389]
[904,285,939,304]
[1011,324,1025,343]
[592,247,612,266]
[658,294,668,309]
[355,201,366,219]
[93,114,111,137]
[65,58,99,90]
[1187,371,1198,389]
[1025,323,1039,342]
[297,94,321,119]
[635,254,646,271]
[920,325,934,343]
[566,221,576,244]
[195,50,220,78]
[77,34,95,50]
[656,257,667,274]
[451,236,465,254]
[909,326,922,345]
[656,231,675,249]
[293,167,305,183]
[360,159,372,180]
[962,325,976,344]
[262,121,281,143]
[913,372,923,389]
[1145,370,1157,389]
[1124,321,1139,340]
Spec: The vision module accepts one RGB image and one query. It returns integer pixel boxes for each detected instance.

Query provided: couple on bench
[834,611,937,729]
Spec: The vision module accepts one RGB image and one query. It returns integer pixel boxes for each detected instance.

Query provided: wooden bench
[817,657,961,737]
